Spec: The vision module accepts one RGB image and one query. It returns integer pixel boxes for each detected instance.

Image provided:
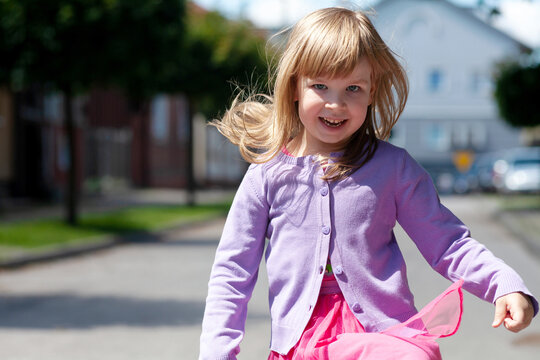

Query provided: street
[0,195,539,359]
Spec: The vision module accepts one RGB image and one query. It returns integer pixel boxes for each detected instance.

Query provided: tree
[180,7,270,118]
[493,61,540,128]
[173,6,270,205]
[0,0,270,219]
[0,0,186,225]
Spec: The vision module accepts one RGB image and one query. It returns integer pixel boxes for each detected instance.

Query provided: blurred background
[0,0,539,359]
[0,0,539,219]
[0,0,539,223]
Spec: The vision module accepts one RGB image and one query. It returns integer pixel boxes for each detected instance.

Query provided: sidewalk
[0,188,236,269]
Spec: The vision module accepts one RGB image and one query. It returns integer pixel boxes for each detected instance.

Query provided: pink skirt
[269,278,464,360]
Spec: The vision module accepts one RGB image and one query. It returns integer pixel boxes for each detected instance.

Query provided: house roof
[373,0,532,54]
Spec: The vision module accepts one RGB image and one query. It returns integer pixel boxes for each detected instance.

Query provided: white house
[372,0,530,180]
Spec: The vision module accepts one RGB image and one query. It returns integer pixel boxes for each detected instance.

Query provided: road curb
[0,215,226,270]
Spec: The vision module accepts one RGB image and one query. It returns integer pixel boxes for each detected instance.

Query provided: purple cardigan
[200,141,537,359]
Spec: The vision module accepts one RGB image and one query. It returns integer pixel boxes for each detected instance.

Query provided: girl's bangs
[294,19,367,78]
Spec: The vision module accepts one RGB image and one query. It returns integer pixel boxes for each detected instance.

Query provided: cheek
[296,103,310,126]
[352,102,370,122]
[298,94,318,113]
[356,95,372,111]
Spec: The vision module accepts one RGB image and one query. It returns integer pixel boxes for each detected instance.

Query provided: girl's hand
[492,292,534,332]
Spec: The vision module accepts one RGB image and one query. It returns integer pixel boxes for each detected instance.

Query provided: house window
[151,95,169,144]
[44,93,62,122]
[471,123,487,149]
[428,69,444,93]
[452,123,469,149]
[423,123,450,151]
[470,71,492,95]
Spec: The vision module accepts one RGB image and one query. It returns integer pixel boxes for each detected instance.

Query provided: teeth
[321,117,346,127]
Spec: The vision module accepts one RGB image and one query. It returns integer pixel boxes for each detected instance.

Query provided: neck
[287,131,344,157]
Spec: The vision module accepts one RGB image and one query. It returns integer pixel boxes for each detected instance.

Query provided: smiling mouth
[320,117,347,128]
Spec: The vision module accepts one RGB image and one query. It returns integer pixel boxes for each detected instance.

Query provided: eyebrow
[309,76,370,84]
[350,78,370,85]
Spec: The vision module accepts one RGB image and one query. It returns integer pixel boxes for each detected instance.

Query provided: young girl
[200,7,537,360]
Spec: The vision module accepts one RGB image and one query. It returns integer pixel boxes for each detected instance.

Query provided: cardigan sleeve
[394,149,538,316]
[199,165,269,360]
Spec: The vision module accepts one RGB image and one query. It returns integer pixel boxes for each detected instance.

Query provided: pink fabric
[282,147,294,157]
[268,279,464,360]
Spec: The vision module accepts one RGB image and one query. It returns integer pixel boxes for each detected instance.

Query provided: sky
[193,0,540,48]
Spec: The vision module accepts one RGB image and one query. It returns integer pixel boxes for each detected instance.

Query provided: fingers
[492,298,508,328]
[492,293,534,333]
[503,310,529,333]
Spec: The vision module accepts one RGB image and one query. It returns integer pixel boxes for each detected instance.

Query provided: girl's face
[293,57,373,156]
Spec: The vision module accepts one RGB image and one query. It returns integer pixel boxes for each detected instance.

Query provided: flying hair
[211,7,409,181]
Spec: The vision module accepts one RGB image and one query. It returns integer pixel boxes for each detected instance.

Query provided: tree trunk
[63,88,78,225]
[186,98,196,206]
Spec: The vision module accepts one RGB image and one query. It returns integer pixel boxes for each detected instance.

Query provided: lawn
[0,203,231,249]
[497,194,540,211]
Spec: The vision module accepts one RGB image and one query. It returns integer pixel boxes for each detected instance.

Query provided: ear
[293,77,300,101]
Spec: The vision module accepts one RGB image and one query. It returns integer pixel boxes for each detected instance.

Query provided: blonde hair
[212,7,408,181]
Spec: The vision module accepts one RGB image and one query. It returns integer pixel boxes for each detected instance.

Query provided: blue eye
[313,84,327,90]
[347,85,360,92]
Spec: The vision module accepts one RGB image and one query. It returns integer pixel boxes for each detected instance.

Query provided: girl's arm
[199,166,269,360]
[394,149,538,330]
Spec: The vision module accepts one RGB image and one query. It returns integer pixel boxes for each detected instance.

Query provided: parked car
[453,152,500,194]
[492,147,540,193]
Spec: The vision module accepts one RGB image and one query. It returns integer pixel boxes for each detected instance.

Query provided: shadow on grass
[118,232,221,247]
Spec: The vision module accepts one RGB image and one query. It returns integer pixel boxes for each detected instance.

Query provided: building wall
[84,89,134,192]
[148,94,190,188]
[373,0,524,167]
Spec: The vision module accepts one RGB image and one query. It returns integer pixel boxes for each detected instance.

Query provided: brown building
[0,87,194,204]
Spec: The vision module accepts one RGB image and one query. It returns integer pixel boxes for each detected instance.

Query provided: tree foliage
[0,0,270,115]
[180,8,269,117]
[0,0,186,99]
[493,61,540,128]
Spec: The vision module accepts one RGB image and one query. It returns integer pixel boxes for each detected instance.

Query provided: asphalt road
[0,195,539,359]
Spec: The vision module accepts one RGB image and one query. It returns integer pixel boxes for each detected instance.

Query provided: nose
[324,91,345,109]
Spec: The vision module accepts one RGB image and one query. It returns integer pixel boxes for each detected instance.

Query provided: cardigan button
[334,265,343,275]
[320,187,328,196]
[322,226,330,235]
[352,302,362,313]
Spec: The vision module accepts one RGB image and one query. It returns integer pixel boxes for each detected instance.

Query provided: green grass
[0,203,231,249]
[497,194,540,211]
